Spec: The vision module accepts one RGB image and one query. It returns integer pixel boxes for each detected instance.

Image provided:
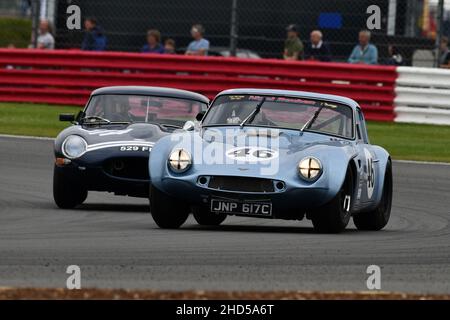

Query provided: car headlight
[62,135,87,159]
[168,149,192,173]
[298,157,322,181]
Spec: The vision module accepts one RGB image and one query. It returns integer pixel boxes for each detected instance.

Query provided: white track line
[393,159,450,166]
[0,134,449,166]
[0,134,54,141]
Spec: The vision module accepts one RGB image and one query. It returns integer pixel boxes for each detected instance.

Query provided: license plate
[210,198,272,216]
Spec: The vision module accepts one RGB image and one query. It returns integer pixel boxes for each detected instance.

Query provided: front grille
[103,157,149,180]
[208,176,275,193]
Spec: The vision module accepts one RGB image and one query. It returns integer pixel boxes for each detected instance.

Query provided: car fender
[367,145,391,211]
[149,134,182,188]
[303,144,357,204]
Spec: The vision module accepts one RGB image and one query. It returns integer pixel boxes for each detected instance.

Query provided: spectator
[283,24,303,60]
[141,29,164,54]
[439,36,450,67]
[304,30,331,62]
[81,17,107,51]
[385,45,403,66]
[35,20,55,50]
[348,30,378,65]
[164,38,176,54]
[185,24,210,56]
[20,0,31,17]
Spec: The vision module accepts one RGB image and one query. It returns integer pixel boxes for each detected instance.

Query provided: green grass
[367,121,450,163]
[0,103,449,162]
[0,17,32,48]
[0,103,81,137]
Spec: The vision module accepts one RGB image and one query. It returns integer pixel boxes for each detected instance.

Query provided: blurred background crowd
[1,0,450,67]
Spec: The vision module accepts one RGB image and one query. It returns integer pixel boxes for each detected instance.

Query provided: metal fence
[2,0,450,66]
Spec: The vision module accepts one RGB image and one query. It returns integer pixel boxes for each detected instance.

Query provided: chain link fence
[1,0,450,66]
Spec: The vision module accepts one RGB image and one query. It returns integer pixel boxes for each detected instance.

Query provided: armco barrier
[0,49,397,121]
[395,67,450,125]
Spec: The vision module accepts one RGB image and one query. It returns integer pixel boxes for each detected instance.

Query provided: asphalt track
[0,136,449,294]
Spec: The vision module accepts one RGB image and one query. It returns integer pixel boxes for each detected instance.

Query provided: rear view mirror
[59,114,75,122]
[141,99,163,108]
[196,112,205,122]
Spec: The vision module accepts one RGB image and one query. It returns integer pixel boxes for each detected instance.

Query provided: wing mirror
[196,112,205,122]
[183,120,196,131]
[59,114,75,122]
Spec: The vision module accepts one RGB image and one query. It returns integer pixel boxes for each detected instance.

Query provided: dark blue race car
[149,88,393,233]
[53,86,209,209]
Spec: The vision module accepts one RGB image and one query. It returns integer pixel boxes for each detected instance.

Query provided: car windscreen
[202,95,354,139]
[84,94,207,127]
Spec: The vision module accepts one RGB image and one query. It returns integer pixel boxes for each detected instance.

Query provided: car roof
[91,86,209,104]
[216,88,359,109]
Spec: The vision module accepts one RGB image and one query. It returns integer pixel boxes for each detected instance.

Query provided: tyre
[193,207,227,226]
[311,167,353,233]
[353,160,392,231]
[53,166,88,209]
[150,185,190,229]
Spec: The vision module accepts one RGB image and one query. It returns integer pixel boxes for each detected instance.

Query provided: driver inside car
[225,102,274,126]
[105,97,134,122]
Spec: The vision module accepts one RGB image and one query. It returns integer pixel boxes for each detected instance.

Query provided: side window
[357,109,369,144]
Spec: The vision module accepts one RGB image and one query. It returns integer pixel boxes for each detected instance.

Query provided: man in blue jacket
[348,30,378,65]
[185,24,210,56]
[141,29,165,54]
[81,17,107,51]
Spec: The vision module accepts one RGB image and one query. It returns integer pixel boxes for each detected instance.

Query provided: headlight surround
[168,149,192,173]
[298,157,322,181]
[62,135,87,159]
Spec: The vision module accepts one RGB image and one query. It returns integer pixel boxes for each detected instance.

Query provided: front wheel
[150,185,190,229]
[353,161,392,231]
[193,207,227,226]
[311,168,353,233]
[53,166,87,209]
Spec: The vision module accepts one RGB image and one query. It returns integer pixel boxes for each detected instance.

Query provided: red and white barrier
[1,49,450,125]
[0,49,396,122]
[395,67,450,125]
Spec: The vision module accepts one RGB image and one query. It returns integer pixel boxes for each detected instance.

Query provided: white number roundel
[226,147,278,162]
[364,148,375,199]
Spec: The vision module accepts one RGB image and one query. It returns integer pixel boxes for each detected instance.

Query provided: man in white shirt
[36,20,55,50]
[304,30,332,62]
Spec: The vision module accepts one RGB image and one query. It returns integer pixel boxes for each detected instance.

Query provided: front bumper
[158,176,331,219]
[55,160,149,198]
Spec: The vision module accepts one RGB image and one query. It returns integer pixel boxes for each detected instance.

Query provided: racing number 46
[367,158,375,189]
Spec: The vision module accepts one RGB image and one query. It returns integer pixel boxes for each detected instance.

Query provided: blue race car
[53,86,208,209]
[149,89,392,233]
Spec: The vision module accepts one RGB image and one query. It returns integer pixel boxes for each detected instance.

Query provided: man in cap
[283,24,304,61]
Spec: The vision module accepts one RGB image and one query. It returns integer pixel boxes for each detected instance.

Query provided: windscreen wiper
[300,102,325,135]
[81,116,111,124]
[240,97,266,128]
[81,116,130,125]
[146,121,182,131]
[160,123,182,129]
